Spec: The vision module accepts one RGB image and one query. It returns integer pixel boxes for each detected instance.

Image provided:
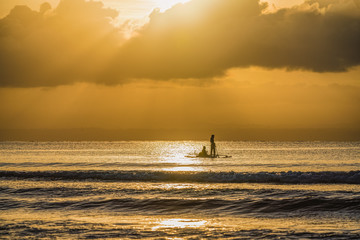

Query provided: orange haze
[0,0,359,140]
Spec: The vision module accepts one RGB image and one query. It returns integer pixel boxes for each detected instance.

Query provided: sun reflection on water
[155,142,205,171]
[152,219,207,230]
[162,166,204,171]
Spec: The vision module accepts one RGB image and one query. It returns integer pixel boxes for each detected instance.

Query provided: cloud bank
[0,0,119,87]
[0,0,359,87]
[106,0,360,81]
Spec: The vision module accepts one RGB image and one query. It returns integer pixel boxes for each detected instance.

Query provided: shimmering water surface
[1,141,360,239]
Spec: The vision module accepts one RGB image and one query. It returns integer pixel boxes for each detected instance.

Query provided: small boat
[188,144,231,159]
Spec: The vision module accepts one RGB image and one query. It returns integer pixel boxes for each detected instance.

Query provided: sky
[0,0,359,140]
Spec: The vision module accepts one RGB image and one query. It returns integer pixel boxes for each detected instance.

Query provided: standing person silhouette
[210,134,216,157]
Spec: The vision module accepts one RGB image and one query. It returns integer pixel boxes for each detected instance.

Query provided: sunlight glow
[153,219,207,230]
[158,183,196,190]
[162,166,204,172]
[155,142,205,171]
[153,0,191,12]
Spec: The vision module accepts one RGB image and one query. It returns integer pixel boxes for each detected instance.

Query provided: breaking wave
[1,196,360,213]
[1,170,359,184]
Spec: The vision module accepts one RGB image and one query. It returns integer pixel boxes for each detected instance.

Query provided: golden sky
[0,0,359,140]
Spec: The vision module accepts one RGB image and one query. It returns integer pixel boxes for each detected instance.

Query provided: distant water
[1,141,359,239]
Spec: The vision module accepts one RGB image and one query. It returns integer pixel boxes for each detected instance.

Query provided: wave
[1,218,359,240]
[1,195,360,214]
[1,162,358,168]
[1,170,359,184]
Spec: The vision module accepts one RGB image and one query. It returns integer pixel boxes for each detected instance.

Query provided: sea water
[0,141,359,239]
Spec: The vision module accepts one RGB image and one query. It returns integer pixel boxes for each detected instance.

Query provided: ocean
[1,141,359,239]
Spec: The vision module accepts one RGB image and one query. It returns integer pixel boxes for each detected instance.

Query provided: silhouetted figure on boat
[197,146,209,158]
[210,134,216,157]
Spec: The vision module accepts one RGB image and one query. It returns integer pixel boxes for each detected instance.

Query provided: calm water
[1,141,360,239]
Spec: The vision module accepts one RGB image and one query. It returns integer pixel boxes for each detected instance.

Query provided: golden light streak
[152,219,207,230]
[155,142,205,171]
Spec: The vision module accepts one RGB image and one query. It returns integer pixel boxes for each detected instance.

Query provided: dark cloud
[0,0,119,87]
[0,0,359,87]
[104,0,360,82]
